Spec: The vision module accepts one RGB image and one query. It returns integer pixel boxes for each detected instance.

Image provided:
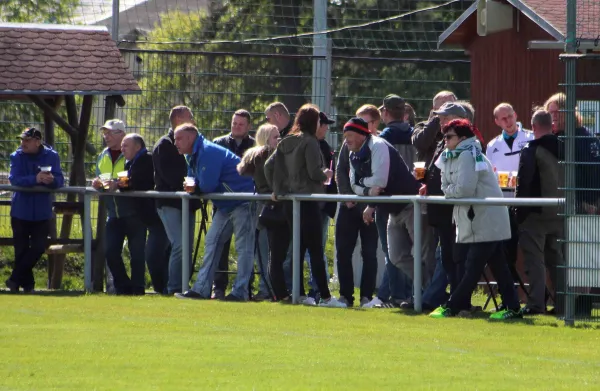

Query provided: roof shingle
[521,0,600,40]
[0,23,140,95]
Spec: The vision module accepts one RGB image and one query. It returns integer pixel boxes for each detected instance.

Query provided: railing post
[181,194,190,291]
[413,199,422,313]
[83,190,93,293]
[292,197,301,304]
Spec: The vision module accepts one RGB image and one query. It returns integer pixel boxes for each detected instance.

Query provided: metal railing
[0,185,563,314]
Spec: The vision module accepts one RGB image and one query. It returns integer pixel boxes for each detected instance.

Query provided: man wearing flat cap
[5,127,64,293]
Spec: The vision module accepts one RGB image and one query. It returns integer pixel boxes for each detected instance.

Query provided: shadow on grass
[0,288,86,297]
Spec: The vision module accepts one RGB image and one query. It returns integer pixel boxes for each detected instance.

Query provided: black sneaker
[520,306,545,316]
[223,293,245,302]
[211,289,225,300]
[5,279,18,293]
[175,290,205,300]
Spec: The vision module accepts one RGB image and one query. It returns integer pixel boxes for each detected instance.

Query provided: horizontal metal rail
[0,185,563,310]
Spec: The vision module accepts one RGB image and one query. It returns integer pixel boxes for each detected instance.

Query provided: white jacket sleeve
[442,152,478,198]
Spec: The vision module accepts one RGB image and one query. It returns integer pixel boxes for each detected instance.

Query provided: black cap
[319,112,335,125]
[18,127,42,140]
[379,94,405,112]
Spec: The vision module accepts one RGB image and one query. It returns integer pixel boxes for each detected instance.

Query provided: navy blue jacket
[186,133,255,213]
[9,145,64,221]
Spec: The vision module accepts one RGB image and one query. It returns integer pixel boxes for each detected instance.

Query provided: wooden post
[92,95,116,291]
[50,95,94,289]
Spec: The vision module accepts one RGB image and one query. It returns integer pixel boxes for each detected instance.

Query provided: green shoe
[489,309,523,320]
[429,306,452,318]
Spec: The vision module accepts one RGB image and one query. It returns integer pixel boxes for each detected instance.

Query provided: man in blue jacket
[173,123,256,301]
[6,127,64,293]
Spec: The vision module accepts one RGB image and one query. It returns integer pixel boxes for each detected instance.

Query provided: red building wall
[468,17,563,142]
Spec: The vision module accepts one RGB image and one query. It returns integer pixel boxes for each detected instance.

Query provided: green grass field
[1,293,599,390]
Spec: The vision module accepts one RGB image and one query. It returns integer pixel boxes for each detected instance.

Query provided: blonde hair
[493,102,514,118]
[543,92,583,127]
[356,104,381,121]
[238,125,277,176]
[254,124,278,147]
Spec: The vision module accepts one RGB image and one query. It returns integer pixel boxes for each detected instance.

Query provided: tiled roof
[518,0,600,40]
[0,23,140,95]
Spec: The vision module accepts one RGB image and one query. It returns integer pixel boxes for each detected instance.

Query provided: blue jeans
[283,211,330,295]
[157,206,196,294]
[375,209,412,301]
[192,202,256,300]
[105,216,147,294]
[217,203,271,296]
[422,245,449,308]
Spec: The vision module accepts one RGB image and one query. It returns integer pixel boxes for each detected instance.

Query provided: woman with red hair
[429,119,522,320]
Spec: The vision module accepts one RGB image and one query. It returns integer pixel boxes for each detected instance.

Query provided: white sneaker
[301,296,317,306]
[319,297,348,308]
[362,297,384,308]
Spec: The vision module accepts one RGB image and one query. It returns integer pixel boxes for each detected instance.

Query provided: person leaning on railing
[264,103,346,308]
[173,123,257,302]
[429,119,522,320]
[237,123,279,301]
[118,133,170,295]
[5,127,64,293]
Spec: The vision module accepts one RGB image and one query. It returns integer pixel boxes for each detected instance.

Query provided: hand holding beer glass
[117,171,129,188]
[413,162,426,180]
[184,176,196,193]
[99,173,113,190]
[498,171,510,188]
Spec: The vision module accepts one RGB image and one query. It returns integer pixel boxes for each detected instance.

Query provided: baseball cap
[319,112,335,125]
[379,94,405,111]
[432,102,468,118]
[100,119,126,133]
[17,127,42,140]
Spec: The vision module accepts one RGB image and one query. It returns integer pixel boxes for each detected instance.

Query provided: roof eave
[0,90,142,96]
[438,2,478,49]
[505,0,565,41]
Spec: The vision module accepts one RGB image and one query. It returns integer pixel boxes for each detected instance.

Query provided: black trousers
[335,204,379,303]
[213,238,231,292]
[448,241,520,314]
[9,217,50,289]
[267,201,331,301]
[437,223,460,294]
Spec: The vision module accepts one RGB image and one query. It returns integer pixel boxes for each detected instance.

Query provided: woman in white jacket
[430,119,522,320]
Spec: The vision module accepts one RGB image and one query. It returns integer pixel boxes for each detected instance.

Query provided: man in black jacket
[153,106,201,294]
[265,102,293,138]
[111,134,168,294]
[211,109,257,300]
[516,110,564,315]
[416,99,470,309]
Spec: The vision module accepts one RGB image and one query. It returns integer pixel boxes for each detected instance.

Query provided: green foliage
[0,0,78,23]
[128,0,470,142]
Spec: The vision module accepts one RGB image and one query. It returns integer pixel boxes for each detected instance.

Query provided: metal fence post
[563,0,577,327]
[83,190,93,293]
[413,199,422,313]
[181,194,191,291]
[292,198,301,304]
